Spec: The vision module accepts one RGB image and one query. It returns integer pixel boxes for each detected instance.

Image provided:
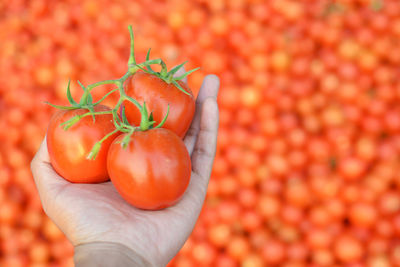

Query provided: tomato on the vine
[123,71,196,138]
[107,128,191,210]
[47,105,118,183]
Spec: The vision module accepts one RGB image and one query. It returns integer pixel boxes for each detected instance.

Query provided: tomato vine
[46,25,198,159]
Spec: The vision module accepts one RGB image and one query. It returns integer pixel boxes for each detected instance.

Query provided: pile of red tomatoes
[1,0,400,266]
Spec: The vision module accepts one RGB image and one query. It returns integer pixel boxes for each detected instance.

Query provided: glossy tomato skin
[124,72,196,138]
[107,128,191,210]
[47,105,118,183]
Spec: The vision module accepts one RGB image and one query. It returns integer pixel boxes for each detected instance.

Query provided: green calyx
[138,102,169,131]
[142,49,200,96]
[117,103,169,149]
[46,25,197,160]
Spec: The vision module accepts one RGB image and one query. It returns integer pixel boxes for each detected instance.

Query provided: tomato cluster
[45,29,196,210]
[2,0,400,266]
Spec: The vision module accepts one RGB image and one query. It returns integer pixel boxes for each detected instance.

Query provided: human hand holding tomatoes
[44,26,202,210]
[31,71,219,266]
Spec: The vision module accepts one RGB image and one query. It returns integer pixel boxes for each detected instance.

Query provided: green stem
[119,71,132,84]
[87,128,120,160]
[111,109,124,130]
[87,79,121,91]
[79,57,161,107]
[82,110,113,117]
[80,80,120,105]
[121,131,133,148]
[122,94,142,112]
[93,88,119,105]
[128,25,136,66]
[112,97,137,132]
[61,110,113,130]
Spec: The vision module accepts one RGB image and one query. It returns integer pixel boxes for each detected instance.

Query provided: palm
[31,74,219,266]
[46,172,202,266]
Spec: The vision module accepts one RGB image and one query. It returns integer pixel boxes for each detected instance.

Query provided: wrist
[74,241,155,267]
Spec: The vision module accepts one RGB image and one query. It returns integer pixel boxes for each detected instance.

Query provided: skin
[124,71,196,138]
[108,128,191,210]
[31,71,219,267]
[46,105,117,183]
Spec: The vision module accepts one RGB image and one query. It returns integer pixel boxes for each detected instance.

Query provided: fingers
[191,97,219,179]
[172,97,219,213]
[184,74,219,155]
[31,138,69,205]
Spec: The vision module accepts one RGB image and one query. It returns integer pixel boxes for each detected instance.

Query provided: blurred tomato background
[2,0,400,266]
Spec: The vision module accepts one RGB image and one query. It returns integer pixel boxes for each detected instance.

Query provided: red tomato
[107,128,191,210]
[46,105,117,183]
[123,71,195,138]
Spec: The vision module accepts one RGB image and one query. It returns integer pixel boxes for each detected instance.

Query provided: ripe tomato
[123,71,195,138]
[107,128,191,210]
[47,105,117,183]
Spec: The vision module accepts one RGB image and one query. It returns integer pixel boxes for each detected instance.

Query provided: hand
[31,72,219,267]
